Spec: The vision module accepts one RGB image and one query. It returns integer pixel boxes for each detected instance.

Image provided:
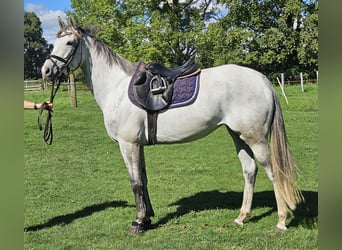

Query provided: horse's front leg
[139,146,155,219]
[119,142,154,234]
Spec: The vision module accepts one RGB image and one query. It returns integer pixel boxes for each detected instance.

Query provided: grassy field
[24,84,317,249]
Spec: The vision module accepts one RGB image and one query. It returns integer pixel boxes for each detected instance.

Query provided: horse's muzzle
[41,60,62,81]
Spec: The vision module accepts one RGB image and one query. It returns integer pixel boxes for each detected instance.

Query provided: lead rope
[37,77,62,145]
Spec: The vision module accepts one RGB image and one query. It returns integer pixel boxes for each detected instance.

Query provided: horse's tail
[270,90,304,210]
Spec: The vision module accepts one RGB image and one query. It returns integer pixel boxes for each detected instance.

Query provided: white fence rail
[24,80,45,92]
[24,80,71,92]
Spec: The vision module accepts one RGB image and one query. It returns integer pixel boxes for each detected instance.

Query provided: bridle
[47,32,82,76]
[38,32,82,145]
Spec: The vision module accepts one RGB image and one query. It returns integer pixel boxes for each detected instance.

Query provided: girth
[130,55,199,145]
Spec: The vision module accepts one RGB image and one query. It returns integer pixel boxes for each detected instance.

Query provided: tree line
[24,12,51,80]
[24,0,318,81]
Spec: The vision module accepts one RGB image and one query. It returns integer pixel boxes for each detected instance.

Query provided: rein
[37,77,62,145]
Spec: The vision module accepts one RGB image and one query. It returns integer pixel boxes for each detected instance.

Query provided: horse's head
[41,16,83,81]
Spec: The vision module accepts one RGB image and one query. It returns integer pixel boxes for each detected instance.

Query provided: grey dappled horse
[41,17,303,234]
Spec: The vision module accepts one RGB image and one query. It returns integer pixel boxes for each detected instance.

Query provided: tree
[205,0,318,79]
[298,0,318,75]
[70,0,222,66]
[69,0,317,79]
[24,12,50,79]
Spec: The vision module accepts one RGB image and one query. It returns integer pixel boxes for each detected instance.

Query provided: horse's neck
[81,37,134,111]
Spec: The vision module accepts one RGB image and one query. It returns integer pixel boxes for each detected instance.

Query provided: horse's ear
[69,15,77,29]
[58,16,66,30]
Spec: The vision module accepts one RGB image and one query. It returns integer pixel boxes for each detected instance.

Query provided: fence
[24,80,89,92]
[24,80,45,92]
[272,71,318,93]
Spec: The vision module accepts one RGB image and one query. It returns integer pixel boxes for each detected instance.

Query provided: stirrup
[150,75,167,94]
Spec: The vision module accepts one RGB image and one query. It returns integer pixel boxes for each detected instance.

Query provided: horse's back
[200,64,274,109]
[202,64,271,90]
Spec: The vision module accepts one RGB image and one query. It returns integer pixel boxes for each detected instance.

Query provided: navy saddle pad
[128,72,200,110]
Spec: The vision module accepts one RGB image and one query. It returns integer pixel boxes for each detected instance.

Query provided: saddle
[132,55,198,111]
[130,55,199,145]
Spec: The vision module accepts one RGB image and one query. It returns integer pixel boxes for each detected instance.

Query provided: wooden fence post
[69,73,78,107]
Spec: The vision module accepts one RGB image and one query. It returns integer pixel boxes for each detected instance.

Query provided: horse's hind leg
[228,128,258,226]
[250,140,288,231]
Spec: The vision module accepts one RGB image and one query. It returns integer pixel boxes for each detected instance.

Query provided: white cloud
[26,4,67,44]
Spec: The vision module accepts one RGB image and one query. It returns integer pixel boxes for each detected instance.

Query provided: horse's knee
[131,181,143,194]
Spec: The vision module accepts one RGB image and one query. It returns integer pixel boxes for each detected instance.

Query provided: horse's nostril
[42,66,51,79]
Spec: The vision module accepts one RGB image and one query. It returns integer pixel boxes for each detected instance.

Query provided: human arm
[24,100,53,110]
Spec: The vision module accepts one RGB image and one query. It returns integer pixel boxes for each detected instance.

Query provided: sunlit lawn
[24,84,317,249]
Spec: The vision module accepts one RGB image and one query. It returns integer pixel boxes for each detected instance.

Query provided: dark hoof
[128,219,152,235]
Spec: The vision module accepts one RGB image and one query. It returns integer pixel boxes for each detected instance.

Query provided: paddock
[24,84,317,249]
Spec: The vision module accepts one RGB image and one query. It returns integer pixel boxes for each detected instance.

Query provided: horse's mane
[57,25,136,75]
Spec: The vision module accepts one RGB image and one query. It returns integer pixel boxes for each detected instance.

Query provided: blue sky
[24,0,73,44]
[24,0,72,11]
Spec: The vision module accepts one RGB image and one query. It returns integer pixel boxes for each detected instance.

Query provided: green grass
[24,84,318,249]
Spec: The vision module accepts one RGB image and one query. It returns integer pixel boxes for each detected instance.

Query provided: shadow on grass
[25,191,317,232]
[24,200,133,232]
[154,190,317,230]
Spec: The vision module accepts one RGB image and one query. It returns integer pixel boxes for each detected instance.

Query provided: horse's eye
[66,41,74,46]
